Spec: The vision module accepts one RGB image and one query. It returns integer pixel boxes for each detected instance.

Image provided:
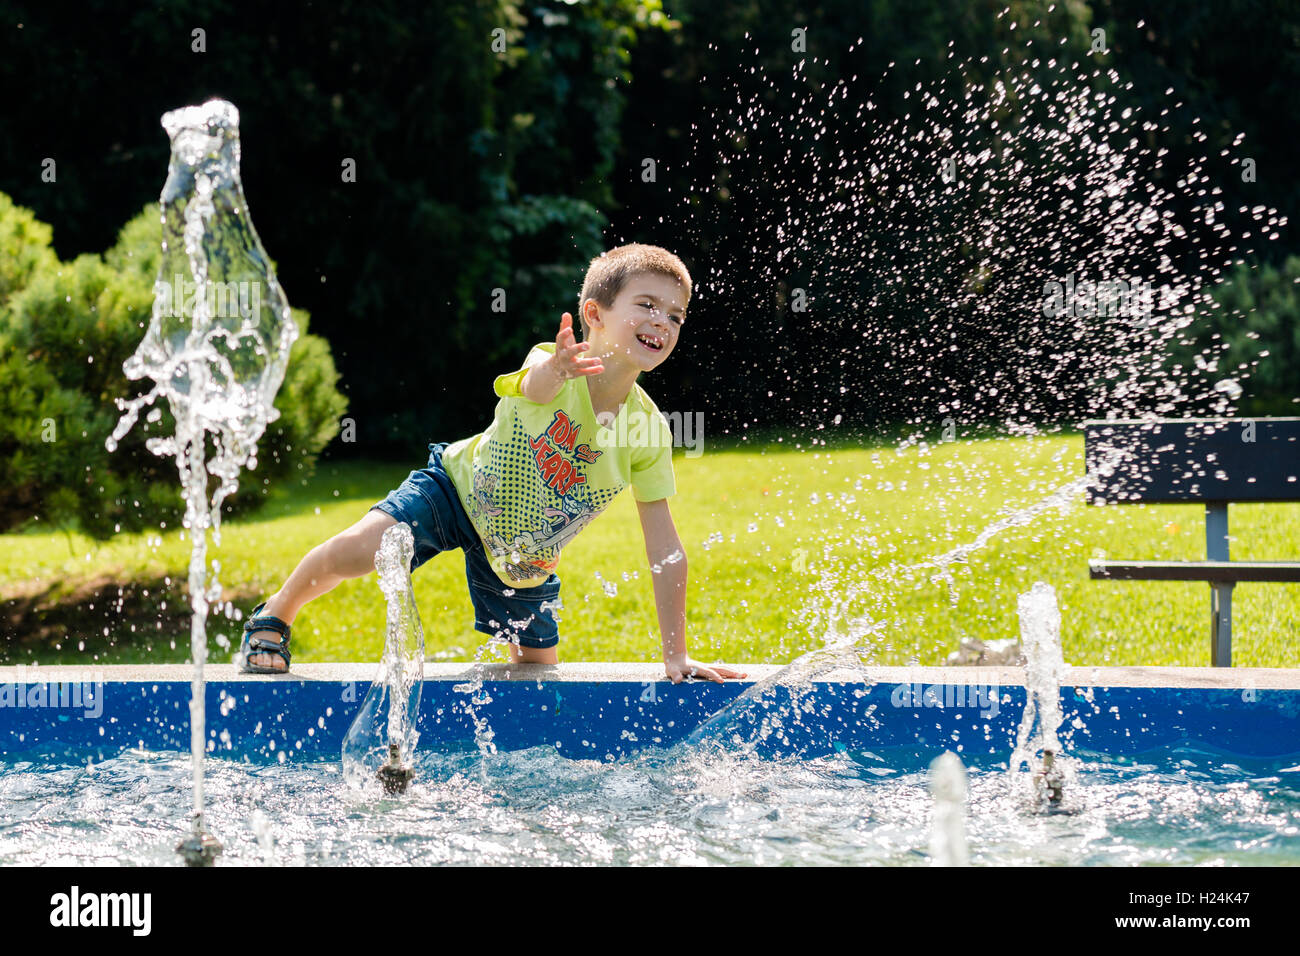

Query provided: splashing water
[612,25,1285,681]
[1008,582,1072,809]
[692,443,1125,753]
[928,751,970,866]
[9,741,1298,866]
[342,523,427,793]
[641,31,1283,434]
[105,99,298,861]
[452,637,516,775]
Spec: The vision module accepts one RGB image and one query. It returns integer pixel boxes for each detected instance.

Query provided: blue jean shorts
[369,442,563,649]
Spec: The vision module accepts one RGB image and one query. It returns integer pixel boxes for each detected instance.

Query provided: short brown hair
[577,244,692,338]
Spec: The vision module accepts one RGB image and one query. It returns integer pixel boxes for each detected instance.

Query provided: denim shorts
[369,442,563,649]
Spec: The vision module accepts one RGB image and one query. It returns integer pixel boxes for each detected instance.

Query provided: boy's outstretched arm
[636,498,748,684]
[521,312,602,404]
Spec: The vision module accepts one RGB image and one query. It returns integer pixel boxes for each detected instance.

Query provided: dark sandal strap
[244,615,291,641]
[244,603,291,648]
[243,634,292,665]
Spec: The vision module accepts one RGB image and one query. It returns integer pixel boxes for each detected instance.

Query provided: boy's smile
[584,273,687,374]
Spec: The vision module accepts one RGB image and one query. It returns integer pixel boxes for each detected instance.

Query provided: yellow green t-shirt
[441,342,677,588]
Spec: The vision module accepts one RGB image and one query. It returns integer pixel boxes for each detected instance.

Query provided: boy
[239,244,746,685]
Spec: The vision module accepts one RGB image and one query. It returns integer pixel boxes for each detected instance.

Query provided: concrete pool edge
[3,662,1299,688]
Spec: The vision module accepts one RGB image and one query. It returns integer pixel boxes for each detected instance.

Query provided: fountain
[341,523,426,794]
[0,23,1292,870]
[1008,582,1070,808]
[928,751,970,866]
[105,99,299,863]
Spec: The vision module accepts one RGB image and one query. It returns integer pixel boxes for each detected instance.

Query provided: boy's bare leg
[507,643,559,665]
[245,509,399,670]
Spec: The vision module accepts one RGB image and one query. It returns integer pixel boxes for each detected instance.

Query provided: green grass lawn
[2,432,1297,669]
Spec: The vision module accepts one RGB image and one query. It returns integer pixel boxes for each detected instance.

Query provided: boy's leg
[245,509,398,670]
[464,552,563,666]
[507,643,559,665]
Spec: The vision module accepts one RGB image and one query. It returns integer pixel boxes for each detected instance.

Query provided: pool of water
[3,741,1297,866]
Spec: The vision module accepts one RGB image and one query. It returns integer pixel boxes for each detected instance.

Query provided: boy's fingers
[557,313,575,344]
[707,665,748,680]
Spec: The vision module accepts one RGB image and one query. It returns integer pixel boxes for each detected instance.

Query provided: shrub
[0,196,348,538]
[1169,257,1300,416]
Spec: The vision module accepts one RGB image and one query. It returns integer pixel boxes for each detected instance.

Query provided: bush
[1169,257,1300,416]
[0,193,59,305]
[0,195,348,538]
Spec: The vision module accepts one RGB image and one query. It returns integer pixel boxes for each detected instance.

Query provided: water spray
[107,99,299,865]
[928,751,971,866]
[342,523,426,794]
[1009,582,1071,810]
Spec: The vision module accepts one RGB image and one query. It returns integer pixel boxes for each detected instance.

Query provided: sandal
[239,601,293,674]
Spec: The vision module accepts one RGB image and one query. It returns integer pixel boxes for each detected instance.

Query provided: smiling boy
[239,243,746,685]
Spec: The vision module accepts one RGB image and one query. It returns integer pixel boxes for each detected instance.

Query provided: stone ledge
[0,662,1296,689]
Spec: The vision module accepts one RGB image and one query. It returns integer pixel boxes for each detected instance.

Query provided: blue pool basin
[2,663,1297,766]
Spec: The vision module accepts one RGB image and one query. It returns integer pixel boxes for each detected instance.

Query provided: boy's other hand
[664,655,748,685]
[553,312,603,379]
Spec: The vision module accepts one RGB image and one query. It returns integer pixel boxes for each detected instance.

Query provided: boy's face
[585,273,688,372]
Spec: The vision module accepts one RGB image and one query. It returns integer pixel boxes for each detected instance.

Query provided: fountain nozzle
[376,743,414,795]
[177,814,223,867]
[1036,749,1065,805]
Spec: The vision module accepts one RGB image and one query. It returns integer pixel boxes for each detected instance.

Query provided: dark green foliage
[0,0,1294,445]
[1169,257,1300,416]
[611,0,1300,431]
[0,0,673,455]
[0,197,348,538]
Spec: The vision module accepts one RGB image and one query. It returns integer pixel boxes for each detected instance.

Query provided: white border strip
[0,662,1297,688]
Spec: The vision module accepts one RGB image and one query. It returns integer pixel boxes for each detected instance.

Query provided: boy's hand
[521,312,602,403]
[551,312,603,379]
[664,654,748,685]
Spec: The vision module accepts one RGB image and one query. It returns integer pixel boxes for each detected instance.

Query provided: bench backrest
[1083,418,1300,505]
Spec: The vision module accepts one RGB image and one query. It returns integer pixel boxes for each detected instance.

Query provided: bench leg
[1211,582,1233,667]
[1206,502,1232,667]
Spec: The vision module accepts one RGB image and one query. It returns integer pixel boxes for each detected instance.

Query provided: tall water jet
[342,523,426,794]
[1008,582,1069,807]
[928,751,970,866]
[106,99,299,864]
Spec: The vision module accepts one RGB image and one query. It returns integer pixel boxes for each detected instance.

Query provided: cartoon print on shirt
[472,469,504,517]
[478,408,610,583]
[520,495,595,552]
[529,409,601,495]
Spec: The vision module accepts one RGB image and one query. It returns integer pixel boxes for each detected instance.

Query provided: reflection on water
[1,742,1296,866]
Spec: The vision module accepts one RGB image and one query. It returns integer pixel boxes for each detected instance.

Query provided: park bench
[1083,418,1300,666]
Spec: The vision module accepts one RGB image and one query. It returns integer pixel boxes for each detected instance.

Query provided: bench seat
[1089,560,1300,583]
[1083,417,1300,666]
